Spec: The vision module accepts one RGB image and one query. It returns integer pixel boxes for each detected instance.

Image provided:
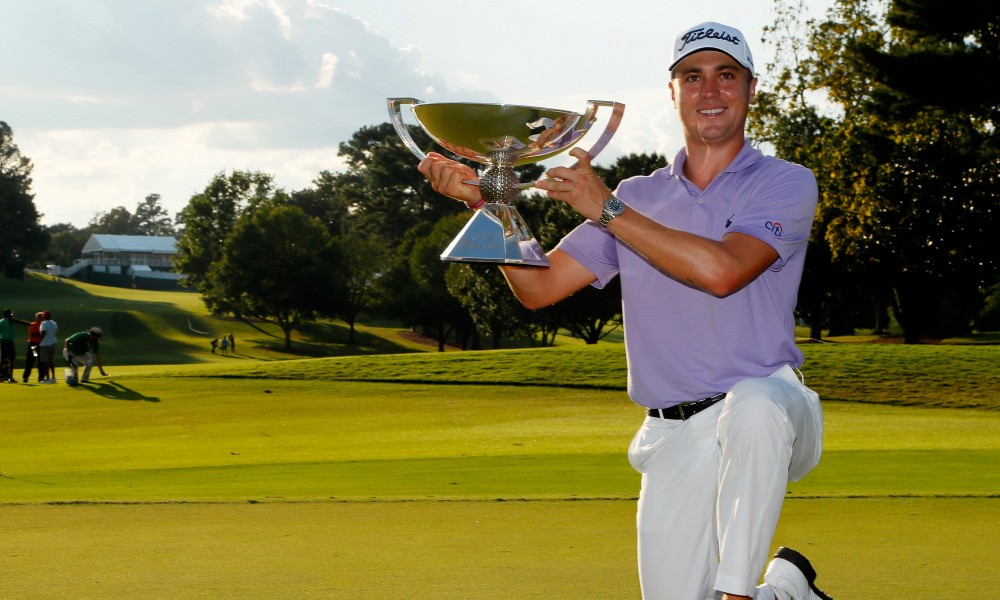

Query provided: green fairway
[2,498,994,599]
[1,275,997,598]
[3,375,997,503]
[1,379,637,503]
[2,370,998,598]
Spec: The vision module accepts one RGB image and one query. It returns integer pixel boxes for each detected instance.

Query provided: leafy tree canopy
[854,0,1000,121]
[0,122,46,268]
[173,170,278,290]
[205,201,343,350]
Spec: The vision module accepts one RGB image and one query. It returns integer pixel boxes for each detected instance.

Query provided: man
[419,21,830,600]
[37,311,59,383]
[21,312,44,383]
[64,327,109,384]
[0,309,30,383]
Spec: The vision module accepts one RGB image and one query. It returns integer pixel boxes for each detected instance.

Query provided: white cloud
[1,0,836,228]
[316,53,338,88]
[2,0,456,226]
[23,125,351,226]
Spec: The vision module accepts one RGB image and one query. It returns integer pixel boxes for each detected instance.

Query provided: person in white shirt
[37,311,59,383]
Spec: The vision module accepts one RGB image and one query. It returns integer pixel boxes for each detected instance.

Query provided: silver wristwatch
[599,196,626,227]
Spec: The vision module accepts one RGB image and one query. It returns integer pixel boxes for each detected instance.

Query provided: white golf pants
[63,348,95,381]
[627,365,824,599]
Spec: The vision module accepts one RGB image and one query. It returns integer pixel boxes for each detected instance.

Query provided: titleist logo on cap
[669,21,755,73]
[678,26,742,51]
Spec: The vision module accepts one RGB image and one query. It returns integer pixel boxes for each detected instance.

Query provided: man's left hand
[535,148,614,222]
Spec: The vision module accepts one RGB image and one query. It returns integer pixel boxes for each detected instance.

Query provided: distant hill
[0,273,429,365]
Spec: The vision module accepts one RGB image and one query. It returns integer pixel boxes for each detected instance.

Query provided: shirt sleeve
[726,162,818,269]
[554,220,621,289]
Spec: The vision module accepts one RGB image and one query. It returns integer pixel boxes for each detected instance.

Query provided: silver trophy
[387,98,624,267]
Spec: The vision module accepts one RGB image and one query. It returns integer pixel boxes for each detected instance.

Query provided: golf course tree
[591,152,669,192]
[173,170,278,291]
[39,223,91,269]
[330,233,388,344]
[88,194,176,236]
[851,0,1000,127]
[90,207,134,234]
[446,262,536,350]
[848,0,1000,338]
[748,0,867,341]
[288,172,389,343]
[0,121,46,275]
[334,123,466,248]
[510,192,621,345]
[288,170,353,237]
[204,201,345,351]
[131,194,176,236]
[754,0,999,342]
[377,215,476,352]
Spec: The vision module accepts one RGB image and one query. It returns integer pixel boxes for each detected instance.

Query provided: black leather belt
[647,393,726,421]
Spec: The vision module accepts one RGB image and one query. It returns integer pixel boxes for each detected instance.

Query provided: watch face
[600,196,625,226]
[606,197,625,214]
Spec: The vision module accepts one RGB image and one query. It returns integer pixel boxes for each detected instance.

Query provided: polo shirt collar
[669,140,762,183]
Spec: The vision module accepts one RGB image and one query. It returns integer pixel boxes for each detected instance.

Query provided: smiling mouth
[699,108,725,116]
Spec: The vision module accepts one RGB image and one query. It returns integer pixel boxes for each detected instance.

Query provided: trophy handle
[387,97,428,161]
[390,96,488,189]
[565,100,626,170]
[512,100,625,189]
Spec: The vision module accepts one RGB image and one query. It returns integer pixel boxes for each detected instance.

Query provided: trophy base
[441,205,549,267]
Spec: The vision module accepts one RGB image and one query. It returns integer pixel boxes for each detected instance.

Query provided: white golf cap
[89,327,103,336]
[669,21,754,75]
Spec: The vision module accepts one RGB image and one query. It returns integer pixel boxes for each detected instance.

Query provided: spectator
[1,309,30,383]
[37,311,58,383]
[211,338,219,354]
[21,312,44,383]
[227,333,235,353]
[219,335,229,356]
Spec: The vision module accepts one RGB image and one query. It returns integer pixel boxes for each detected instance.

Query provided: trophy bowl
[387,98,624,267]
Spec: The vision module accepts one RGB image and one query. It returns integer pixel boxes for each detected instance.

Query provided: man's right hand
[417,152,482,206]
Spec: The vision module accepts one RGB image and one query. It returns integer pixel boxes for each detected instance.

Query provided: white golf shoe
[763,547,832,600]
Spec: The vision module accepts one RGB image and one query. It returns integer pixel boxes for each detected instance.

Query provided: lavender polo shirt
[556,141,818,408]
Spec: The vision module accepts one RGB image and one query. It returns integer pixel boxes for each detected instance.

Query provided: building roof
[82,235,178,254]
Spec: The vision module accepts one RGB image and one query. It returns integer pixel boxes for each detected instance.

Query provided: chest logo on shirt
[765,221,783,237]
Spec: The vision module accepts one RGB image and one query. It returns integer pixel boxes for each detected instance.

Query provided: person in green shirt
[63,327,109,384]
[1,309,31,383]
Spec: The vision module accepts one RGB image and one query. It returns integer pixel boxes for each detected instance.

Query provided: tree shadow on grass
[81,381,160,402]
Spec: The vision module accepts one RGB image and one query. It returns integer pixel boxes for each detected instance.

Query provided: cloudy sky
[2,0,834,227]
